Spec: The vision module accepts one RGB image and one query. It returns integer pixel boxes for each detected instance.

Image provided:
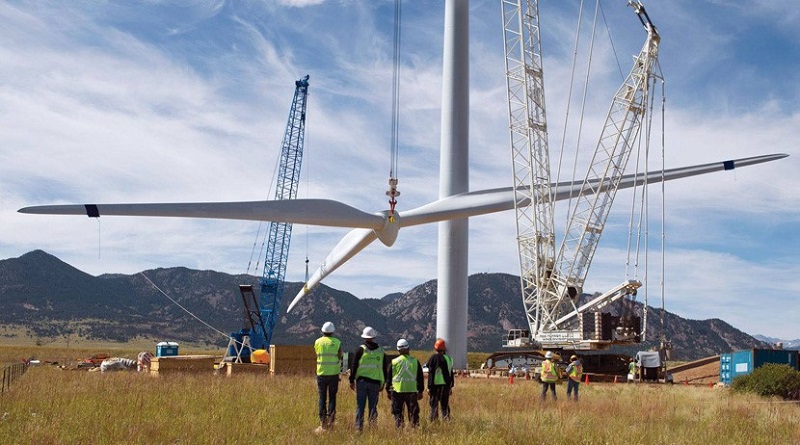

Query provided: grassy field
[1,346,799,445]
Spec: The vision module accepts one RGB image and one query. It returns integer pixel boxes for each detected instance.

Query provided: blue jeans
[355,380,381,431]
[566,379,580,400]
[317,375,339,425]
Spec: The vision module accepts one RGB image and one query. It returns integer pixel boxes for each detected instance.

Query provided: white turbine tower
[435,0,470,369]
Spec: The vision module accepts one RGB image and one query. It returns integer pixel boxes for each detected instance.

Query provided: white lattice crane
[503,0,661,350]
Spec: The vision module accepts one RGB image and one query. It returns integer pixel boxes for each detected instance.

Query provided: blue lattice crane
[228,75,310,363]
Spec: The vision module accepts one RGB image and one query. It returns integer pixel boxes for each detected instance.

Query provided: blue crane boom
[259,74,310,348]
[229,75,309,361]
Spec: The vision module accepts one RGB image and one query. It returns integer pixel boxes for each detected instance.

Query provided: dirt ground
[669,357,720,385]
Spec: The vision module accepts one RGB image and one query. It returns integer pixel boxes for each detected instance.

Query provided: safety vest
[392,354,420,393]
[541,359,559,383]
[629,361,636,374]
[568,361,583,382]
[355,345,385,385]
[433,353,453,386]
[314,335,341,376]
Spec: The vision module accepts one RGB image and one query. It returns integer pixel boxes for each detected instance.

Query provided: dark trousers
[541,381,557,400]
[428,385,451,421]
[566,379,580,400]
[316,375,339,426]
[354,380,381,431]
[391,392,420,428]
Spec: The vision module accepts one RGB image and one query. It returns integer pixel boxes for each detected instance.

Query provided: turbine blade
[286,227,379,312]
[401,153,788,226]
[18,199,385,229]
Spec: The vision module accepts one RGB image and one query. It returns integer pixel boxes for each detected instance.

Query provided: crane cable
[244,144,282,277]
[139,272,230,340]
[658,73,667,343]
[554,0,585,194]
[386,0,402,222]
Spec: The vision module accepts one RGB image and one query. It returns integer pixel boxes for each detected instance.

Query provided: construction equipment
[227,75,310,363]
[502,1,660,351]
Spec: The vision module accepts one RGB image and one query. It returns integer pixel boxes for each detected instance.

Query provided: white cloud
[277,0,326,7]
[2,1,797,340]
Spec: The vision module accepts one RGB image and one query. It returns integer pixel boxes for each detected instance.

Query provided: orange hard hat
[434,338,446,351]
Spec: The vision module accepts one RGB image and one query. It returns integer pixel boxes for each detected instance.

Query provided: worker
[627,357,637,383]
[349,326,390,432]
[389,338,424,429]
[540,351,561,401]
[314,321,342,433]
[425,338,454,421]
[565,355,583,401]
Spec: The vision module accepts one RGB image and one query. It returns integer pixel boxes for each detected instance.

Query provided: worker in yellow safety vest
[313,321,342,433]
[425,338,454,421]
[540,350,562,401]
[565,355,583,401]
[388,338,424,429]
[349,326,391,432]
[628,358,637,383]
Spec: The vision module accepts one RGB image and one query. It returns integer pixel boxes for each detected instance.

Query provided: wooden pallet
[149,355,217,375]
[269,345,315,374]
[222,362,271,376]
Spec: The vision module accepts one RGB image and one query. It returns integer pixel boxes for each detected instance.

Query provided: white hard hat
[321,322,335,334]
[544,351,554,359]
[361,326,378,339]
[396,338,409,350]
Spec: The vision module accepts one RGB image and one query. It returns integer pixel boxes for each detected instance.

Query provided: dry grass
[1,347,799,445]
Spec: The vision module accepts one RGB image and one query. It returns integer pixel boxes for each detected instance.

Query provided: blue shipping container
[719,348,799,385]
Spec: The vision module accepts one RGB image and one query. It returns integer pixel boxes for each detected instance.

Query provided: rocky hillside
[0,250,771,360]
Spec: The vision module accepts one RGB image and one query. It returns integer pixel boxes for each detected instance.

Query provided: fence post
[1,363,29,396]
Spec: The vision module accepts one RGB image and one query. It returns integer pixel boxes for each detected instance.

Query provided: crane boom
[501,0,557,346]
[504,1,661,350]
[229,75,310,361]
[544,2,659,335]
[259,75,310,348]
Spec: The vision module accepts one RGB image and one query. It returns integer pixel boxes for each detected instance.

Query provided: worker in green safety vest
[565,354,583,401]
[628,357,637,383]
[425,338,454,421]
[313,321,342,433]
[349,326,390,432]
[540,350,562,401]
[388,338,424,429]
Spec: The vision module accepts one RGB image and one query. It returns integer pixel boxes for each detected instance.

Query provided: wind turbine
[18,0,787,368]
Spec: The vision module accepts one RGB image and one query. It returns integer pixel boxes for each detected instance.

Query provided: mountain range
[753,335,800,351]
[0,250,779,360]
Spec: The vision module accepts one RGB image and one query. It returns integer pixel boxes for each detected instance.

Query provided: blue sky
[1,1,798,340]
